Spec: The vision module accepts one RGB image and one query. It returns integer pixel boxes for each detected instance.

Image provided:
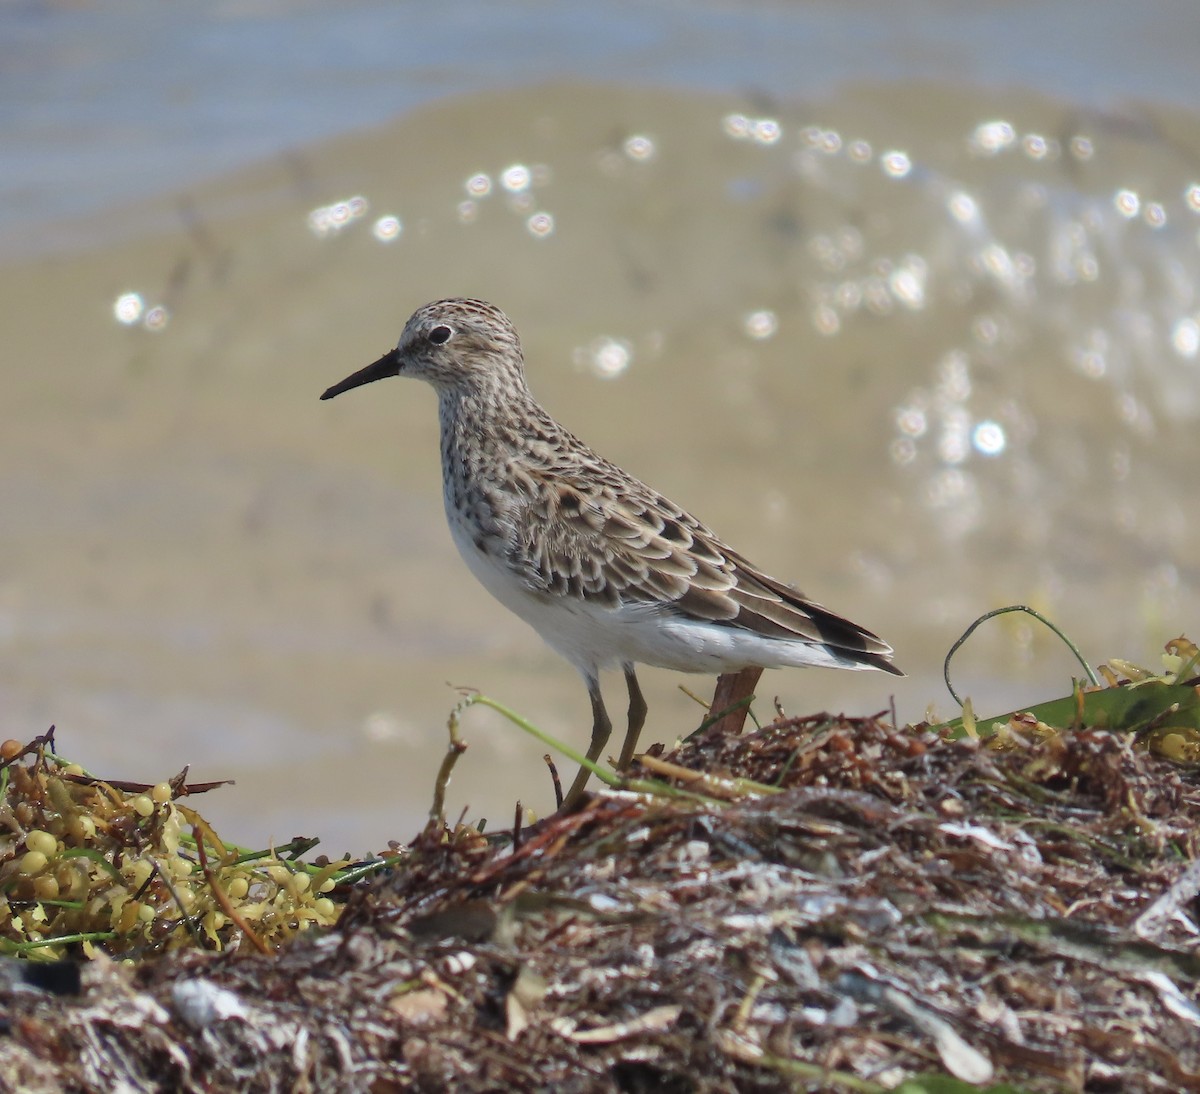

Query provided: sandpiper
[321,299,901,804]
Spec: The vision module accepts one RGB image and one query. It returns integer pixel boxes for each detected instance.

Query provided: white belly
[445,504,873,679]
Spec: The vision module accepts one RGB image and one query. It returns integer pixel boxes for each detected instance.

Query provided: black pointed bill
[320,349,401,400]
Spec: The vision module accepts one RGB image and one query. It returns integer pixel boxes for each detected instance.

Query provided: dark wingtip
[320,349,401,401]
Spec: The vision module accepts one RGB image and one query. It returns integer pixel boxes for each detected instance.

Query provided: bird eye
[428,325,453,345]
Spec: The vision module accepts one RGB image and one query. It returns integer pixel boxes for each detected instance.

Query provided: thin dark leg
[563,675,612,808]
[616,664,648,771]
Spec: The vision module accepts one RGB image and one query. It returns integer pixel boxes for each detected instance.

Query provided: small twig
[194,826,270,956]
[512,800,524,854]
[471,810,593,888]
[677,684,711,709]
[430,694,471,823]
[544,753,563,810]
[0,727,57,773]
[944,605,1098,708]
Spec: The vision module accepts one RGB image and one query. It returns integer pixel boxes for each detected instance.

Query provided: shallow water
[4,4,1200,850]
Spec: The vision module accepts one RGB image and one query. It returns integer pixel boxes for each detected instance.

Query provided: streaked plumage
[321,298,901,803]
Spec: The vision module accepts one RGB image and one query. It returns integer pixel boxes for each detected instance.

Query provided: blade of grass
[944,605,1098,708]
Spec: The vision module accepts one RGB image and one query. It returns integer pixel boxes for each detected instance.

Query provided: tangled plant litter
[0,628,1197,1090]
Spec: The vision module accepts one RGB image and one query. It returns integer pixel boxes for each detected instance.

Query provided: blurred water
[6,0,1200,255]
[4,1,1200,850]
